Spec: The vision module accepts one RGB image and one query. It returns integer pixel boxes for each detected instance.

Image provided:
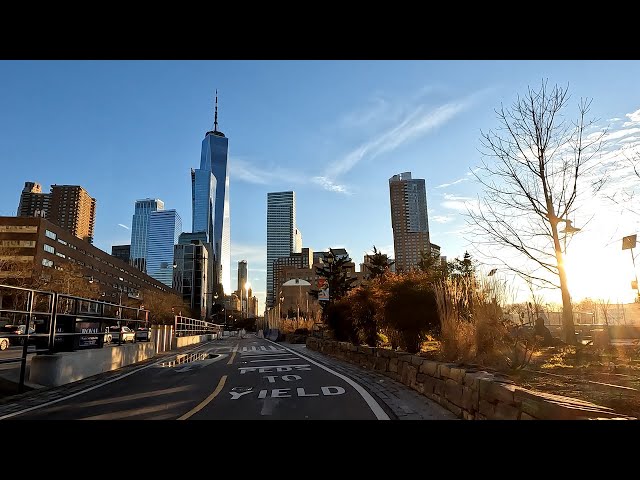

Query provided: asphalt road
[3,335,389,420]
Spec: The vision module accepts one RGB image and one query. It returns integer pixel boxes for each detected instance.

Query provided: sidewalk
[284,342,457,420]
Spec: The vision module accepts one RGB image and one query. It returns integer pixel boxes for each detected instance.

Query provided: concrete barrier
[30,342,156,387]
[174,334,215,349]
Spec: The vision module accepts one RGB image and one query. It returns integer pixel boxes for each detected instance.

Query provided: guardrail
[174,315,224,338]
[0,283,149,392]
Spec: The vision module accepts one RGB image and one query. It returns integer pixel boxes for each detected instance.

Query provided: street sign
[622,234,637,250]
[317,278,329,301]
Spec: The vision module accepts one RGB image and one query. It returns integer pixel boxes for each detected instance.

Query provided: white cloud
[117,224,129,230]
[229,157,307,186]
[432,215,455,223]
[436,178,467,189]
[624,107,640,125]
[339,97,391,129]
[231,243,266,263]
[441,193,475,212]
[312,176,352,195]
[326,100,471,178]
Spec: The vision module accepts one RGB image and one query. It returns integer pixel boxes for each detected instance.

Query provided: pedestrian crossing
[240,346,282,352]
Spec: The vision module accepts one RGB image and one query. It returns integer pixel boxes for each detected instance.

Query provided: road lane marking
[227,344,239,365]
[249,357,297,362]
[239,364,311,373]
[0,341,217,420]
[264,339,390,420]
[177,375,227,420]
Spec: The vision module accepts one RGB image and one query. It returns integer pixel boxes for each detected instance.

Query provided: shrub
[434,274,536,369]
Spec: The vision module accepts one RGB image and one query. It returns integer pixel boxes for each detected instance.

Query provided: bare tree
[469,80,607,344]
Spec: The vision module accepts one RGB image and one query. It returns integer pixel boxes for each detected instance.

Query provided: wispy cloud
[338,97,391,130]
[624,107,640,126]
[441,193,474,212]
[231,243,266,263]
[229,157,307,186]
[432,215,455,224]
[312,176,352,195]
[436,178,467,189]
[326,100,472,178]
[117,224,129,230]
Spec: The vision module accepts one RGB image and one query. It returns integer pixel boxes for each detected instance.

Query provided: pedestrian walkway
[283,342,457,420]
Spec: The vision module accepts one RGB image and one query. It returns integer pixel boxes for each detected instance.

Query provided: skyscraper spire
[214,89,219,132]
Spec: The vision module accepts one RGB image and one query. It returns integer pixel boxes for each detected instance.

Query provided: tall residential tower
[389,172,431,272]
[48,185,96,244]
[17,182,49,218]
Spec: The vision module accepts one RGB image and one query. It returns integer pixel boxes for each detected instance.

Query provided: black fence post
[18,289,34,393]
[47,293,59,352]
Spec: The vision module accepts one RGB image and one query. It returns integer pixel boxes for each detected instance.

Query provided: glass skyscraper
[146,209,182,287]
[130,198,164,272]
[193,94,231,294]
[266,191,297,308]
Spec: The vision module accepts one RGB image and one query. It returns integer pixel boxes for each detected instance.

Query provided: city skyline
[2,61,640,309]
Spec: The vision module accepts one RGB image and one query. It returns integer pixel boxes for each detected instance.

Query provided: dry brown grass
[279,318,315,334]
[433,274,527,368]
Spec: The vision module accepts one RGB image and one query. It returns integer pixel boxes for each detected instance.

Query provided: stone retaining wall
[306,337,633,420]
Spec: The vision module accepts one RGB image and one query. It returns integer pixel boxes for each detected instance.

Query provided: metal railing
[174,315,224,338]
[0,283,150,392]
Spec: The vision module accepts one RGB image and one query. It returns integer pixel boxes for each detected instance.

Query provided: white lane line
[264,339,390,420]
[0,341,218,420]
[240,353,291,358]
[249,357,298,363]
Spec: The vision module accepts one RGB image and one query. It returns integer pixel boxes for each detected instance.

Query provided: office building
[146,210,182,287]
[174,233,213,319]
[17,181,49,218]
[47,185,96,244]
[130,198,164,272]
[389,172,432,272]
[266,191,297,308]
[237,259,248,298]
[111,244,131,264]
[272,248,313,305]
[193,93,230,293]
[294,228,302,253]
[0,216,175,299]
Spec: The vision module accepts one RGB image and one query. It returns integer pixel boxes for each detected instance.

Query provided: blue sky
[2,60,640,310]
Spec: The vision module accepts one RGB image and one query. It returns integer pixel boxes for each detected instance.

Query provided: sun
[562,238,639,304]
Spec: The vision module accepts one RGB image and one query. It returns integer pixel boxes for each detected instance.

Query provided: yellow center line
[227,343,239,365]
[177,375,227,420]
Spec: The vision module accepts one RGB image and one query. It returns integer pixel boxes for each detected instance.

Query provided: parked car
[104,326,135,344]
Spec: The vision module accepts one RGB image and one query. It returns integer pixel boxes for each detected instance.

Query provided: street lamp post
[559,219,581,255]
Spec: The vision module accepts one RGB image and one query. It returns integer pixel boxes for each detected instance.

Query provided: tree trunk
[551,222,576,345]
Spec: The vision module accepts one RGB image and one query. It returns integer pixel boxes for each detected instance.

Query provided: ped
[230,386,346,400]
